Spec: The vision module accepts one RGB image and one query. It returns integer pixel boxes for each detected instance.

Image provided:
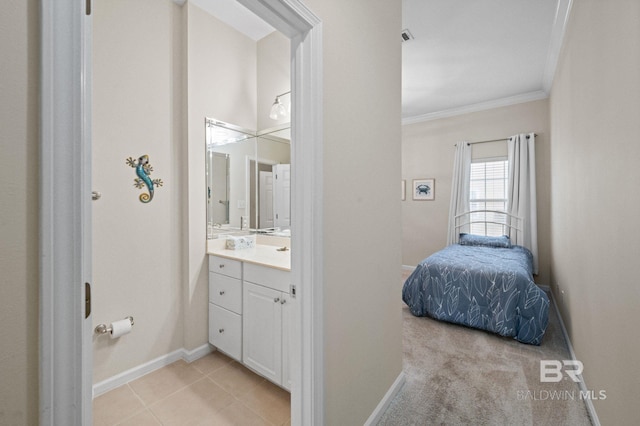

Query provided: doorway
[252,160,275,229]
[40,0,323,424]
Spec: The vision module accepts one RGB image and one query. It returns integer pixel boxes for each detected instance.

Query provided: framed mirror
[205,118,291,239]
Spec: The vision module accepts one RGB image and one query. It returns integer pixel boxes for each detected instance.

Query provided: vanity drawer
[209,303,242,361]
[209,255,242,279]
[244,262,291,293]
[209,272,242,314]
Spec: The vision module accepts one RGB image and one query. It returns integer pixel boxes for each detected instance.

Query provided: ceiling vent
[401,29,414,42]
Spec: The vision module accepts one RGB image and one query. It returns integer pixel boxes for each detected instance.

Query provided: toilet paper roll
[110,318,132,339]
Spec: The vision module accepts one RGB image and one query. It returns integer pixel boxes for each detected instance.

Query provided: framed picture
[413,178,435,201]
[401,180,406,201]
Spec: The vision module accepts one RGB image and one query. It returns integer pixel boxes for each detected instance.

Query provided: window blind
[469,159,508,236]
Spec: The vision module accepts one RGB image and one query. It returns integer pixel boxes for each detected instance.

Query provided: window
[469,158,508,236]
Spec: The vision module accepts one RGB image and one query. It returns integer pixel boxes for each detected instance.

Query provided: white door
[83,9,94,423]
[273,164,291,228]
[259,170,275,228]
[243,282,282,384]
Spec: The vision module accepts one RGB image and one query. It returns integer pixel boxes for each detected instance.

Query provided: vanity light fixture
[269,91,291,120]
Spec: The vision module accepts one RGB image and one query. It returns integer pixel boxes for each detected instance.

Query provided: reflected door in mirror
[273,164,290,229]
[259,171,275,228]
[208,152,230,226]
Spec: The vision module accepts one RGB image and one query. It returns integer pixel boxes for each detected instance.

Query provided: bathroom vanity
[205,119,293,391]
[207,237,292,391]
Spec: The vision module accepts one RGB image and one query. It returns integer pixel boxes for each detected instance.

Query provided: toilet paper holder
[95,316,134,335]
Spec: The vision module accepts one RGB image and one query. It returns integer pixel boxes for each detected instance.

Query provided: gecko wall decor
[126,155,164,203]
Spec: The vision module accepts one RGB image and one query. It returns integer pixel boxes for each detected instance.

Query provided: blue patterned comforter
[402,244,549,345]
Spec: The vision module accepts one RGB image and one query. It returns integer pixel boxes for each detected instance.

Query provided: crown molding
[402,90,549,125]
[542,0,574,92]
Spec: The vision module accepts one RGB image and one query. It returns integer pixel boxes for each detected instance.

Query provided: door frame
[40,0,93,424]
[40,0,323,424]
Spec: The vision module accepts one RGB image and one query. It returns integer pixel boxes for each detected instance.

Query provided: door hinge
[85,282,91,318]
[86,0,92,15]
[290,284,296,298]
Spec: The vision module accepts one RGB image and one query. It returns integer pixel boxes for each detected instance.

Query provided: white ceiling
[401,0,570,123]
[190,0,275,41]
[194,0,572,123]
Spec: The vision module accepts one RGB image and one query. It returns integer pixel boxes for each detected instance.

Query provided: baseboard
[364,371,406,426]
[92,344,212,397]
[549,292,600,426]
[402,265,416,273]
[182,343,213,363]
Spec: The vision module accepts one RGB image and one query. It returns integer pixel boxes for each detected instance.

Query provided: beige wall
[549,1,640,424]
[257,31,291,131]
[402,99,552,284]
[92,0,265,379]
[303,0,404,424]
[92,0,185,382]
[185,3,259,350]
[0,0,39,424]
[187,4,257,131]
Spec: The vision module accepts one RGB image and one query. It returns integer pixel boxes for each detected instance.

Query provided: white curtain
[507,133,539,274]
[447,142,471,245]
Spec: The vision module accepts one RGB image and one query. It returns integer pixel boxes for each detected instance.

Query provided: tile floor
[93,351,290,426]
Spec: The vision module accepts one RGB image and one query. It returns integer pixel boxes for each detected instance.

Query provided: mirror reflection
[207,152,230,225]
[254,127,291,232]
[206,118,290,239]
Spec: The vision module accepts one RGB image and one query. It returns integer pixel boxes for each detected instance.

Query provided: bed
[402,212,549,345]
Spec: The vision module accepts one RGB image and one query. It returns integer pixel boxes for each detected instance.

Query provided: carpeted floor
[377,277,592,426]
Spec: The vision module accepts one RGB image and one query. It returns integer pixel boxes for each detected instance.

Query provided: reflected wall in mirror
[205,118,255,238]
[205,118,291,239]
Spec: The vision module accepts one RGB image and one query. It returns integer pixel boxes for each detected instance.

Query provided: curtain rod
[454,134,537,146]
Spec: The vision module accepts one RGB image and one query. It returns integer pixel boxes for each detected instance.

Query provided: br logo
[540,360,583,382]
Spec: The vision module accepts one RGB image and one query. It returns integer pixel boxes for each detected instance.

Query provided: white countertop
[206,236,291,272]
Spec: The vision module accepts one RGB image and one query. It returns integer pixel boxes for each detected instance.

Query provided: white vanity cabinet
[208,256,243,361]
[242,263,292,391]
[208,253,292,390]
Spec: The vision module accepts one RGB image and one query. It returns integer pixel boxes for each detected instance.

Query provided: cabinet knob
[218,328,224,333]
[274,297,280,303]
[281,299,287,305]
[219,290,225,295]
[219,264,225,268]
